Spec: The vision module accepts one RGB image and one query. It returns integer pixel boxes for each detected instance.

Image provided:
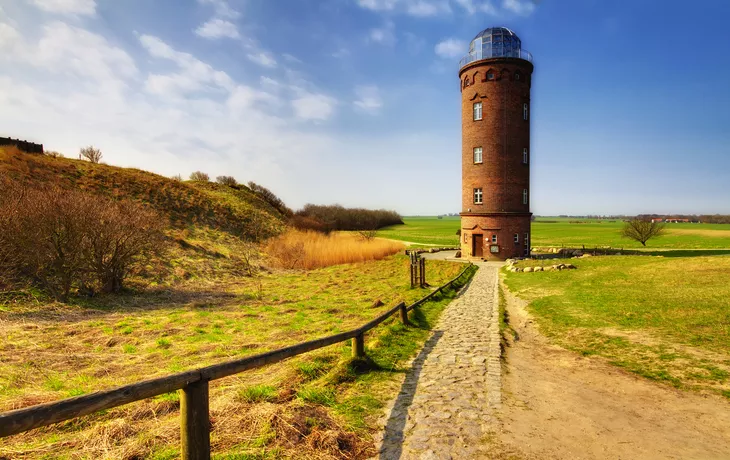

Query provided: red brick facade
[459,57,533,260]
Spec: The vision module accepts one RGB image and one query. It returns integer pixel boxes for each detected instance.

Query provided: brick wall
[0,137,44,154]
[458,57,533,260]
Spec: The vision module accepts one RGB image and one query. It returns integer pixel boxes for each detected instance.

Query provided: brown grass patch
[266,229,405,270]
[666,228,730,238]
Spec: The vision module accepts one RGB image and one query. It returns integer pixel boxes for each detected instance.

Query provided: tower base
[460,213,531,261]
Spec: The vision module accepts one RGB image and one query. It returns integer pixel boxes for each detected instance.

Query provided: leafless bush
[44,150,64,158]
[0,184,165,300]
[217,176,238,187]
[79,145,103,164]
[239,242,261,276]
[248,181,293,217]
[82,200,164,293]
[190,171,210,181]
[358,230,377,241]
[621,219,666,246]
[171,174,182,181]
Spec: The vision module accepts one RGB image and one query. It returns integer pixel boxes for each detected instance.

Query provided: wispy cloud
[29,0,97,16]
[354,85,383,114]
[434,38,466,58]
[195,18,240,39]
[247,52,277,68]
[197,0,240,19]
[292,92,337,121]
[502,0,536,15]
[369,21,396,46]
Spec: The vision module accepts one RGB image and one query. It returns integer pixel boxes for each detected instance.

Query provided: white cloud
[197,0,240,19]
[29,0,96,16]
[292,92,337,121]
[406,0,450,16]
[502,0,536,15]
[369,21,396,46]
[435,38,466,58]
[195,18,240,39]
[356,0,398,12]
[247,52,277,68]
[353,85,383,115]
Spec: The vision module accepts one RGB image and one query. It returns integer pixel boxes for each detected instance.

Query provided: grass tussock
[266,229,405,270]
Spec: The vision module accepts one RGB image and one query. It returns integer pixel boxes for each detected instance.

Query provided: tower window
[515,72,521,81]
[523,103,529,120]
[473,102,483,121]
[514,233,519,244]
[523,188,528,205]
[523,148,528,164]
[487,72,495,80]
[525,232,529,247]
[473,188,483,204]
[473,147,483,164]
[492,234,497,243]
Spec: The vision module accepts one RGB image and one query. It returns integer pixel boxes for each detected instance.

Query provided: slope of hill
[0,147,287,287]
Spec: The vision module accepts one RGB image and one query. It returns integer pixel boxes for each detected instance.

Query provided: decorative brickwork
[459,57,533,260]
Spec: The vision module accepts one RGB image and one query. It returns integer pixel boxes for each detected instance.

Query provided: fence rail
[0,263,475,459]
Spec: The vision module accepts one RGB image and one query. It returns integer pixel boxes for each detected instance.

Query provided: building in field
[458,27,533,260]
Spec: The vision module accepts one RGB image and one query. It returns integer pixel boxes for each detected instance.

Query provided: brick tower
[458,27,533,260]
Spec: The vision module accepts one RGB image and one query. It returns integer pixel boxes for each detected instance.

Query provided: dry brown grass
[265,229,405,270]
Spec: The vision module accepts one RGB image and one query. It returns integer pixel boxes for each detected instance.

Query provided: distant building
[458,27,533,260]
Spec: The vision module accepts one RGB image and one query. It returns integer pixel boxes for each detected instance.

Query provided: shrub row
[0,181,164,300]
[292,204,403,233]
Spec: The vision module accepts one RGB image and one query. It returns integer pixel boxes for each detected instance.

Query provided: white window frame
[525,232,529,247]
[523,148,528,164]
[514,233,519,244]
[473,147,483,164]
[491,234,497,244]
[473,102,483,121]
[487,72,495,81]
[523,188,528,205]
[473,188,483,204]
[523,103,529,121]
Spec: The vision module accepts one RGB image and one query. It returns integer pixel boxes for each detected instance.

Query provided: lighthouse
[458,27,533,260]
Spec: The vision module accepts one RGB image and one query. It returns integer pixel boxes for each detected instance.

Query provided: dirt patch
[666,228,730,238]
[497,281,730,459]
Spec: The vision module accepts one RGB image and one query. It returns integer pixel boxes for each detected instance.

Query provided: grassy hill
[0,147,288,287]
[0,147,286,240]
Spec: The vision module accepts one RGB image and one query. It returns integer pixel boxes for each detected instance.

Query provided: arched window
[514,233,519,244]
[515,72,521,81]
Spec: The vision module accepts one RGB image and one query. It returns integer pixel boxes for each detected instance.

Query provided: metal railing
[0,263,476,459]
[459,49,533,69]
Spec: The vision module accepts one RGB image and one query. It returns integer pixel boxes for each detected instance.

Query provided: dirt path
[498,283,730,460]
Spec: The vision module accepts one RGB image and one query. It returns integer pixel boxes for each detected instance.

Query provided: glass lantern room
[459,27,532,69]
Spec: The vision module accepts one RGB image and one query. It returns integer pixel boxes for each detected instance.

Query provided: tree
[171,174,182,181]
[79,145,103,163]
[621,219,666,246]
[189,171,210,181]
[216,175,238,187]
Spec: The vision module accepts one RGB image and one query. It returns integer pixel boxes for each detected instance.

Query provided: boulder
[455,251,462,258]
[565,264,576,269]
[524,267,534,273]
[534,266,544,272]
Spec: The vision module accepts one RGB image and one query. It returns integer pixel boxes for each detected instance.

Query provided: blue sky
[1,0,729,216]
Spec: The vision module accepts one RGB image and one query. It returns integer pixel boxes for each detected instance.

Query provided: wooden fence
[0,263,475,459]
[0,137,44,154]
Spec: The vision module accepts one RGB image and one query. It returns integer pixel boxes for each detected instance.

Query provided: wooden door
[473,234,484,258]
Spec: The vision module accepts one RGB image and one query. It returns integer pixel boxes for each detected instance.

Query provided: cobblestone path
[375,263,502,459]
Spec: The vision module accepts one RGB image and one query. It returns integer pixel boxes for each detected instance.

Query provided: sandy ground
[497,282,730,460]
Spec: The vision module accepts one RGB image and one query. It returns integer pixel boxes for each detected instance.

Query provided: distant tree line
[291,204,403,233]
[636,214,730,224]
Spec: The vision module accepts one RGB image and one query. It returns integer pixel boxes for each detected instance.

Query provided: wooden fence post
[352,333,365,359]
[180,380,210,460]
[399,303,409,326]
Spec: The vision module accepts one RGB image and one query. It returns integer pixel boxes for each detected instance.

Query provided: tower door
[473,234,484,258]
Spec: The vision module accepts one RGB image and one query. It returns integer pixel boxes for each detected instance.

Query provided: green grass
[378,216,730,250]
[504,255,730,397]
[0,256,471,458]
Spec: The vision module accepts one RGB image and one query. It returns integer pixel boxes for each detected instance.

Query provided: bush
[248,181,293,217]
[0,182,165,300]
[79,145,103,164]
[189,171,210,181]
[216,176,238,187]
[294,204,403,233]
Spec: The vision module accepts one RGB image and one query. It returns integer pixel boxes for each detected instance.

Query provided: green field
[0,256,471,458]
[503,255,730,398]
[379,216,730,250]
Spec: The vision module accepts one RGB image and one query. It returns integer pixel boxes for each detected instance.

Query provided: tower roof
[460,26,532,70]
